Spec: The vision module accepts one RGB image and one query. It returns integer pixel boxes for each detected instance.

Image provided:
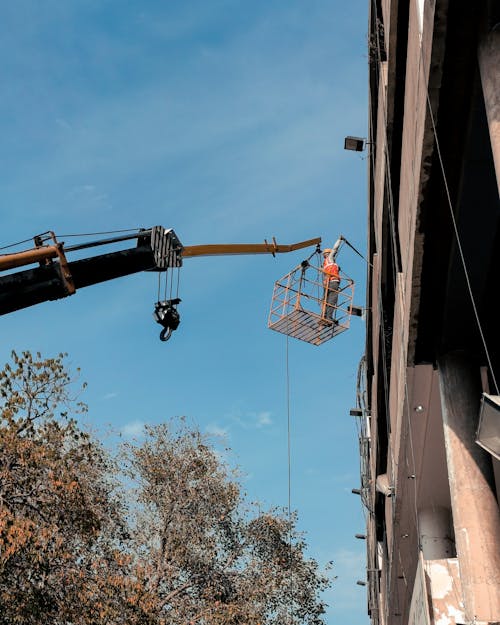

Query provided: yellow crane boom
[182,237,321,258]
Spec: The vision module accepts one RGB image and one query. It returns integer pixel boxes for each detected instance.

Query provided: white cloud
[229,409,273,429]
[205,423,230,438]
[120,420,146,438]
[330,472,355,484]
[255,411,272,428]
[334,547,366,573]
[329,548,367,610]
[103,391,118,400]
[65,183,112,212]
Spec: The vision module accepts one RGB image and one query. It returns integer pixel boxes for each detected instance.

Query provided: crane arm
[0,228,180,316]
[0,228,321,316]
[181,237,321,258]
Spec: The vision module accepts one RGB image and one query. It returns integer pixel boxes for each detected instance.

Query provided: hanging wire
[0,228,144,252]
[342,238,374,268]
[168,268,173,301]
[285,333,294,625]
[0,237,39,252]
[57,228,143,238]
[423,86,499,395]
[354,356,374,517]
[162,267,169,302]
[175,266,181,299]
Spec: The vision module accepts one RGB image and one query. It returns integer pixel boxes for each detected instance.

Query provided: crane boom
[182,238,321,258]
[0,227,321,316]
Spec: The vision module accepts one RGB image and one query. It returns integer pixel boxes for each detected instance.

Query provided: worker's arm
[327,236,344,263]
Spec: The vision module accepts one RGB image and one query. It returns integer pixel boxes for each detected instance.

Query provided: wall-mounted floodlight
[355,534,367,540]
[352,488,362,495]
[476,393,500,460]
[350,408,363,417]
[344,136,367,152]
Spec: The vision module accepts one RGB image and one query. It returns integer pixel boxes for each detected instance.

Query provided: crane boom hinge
[33,232,76,296]
[54,243,76,295]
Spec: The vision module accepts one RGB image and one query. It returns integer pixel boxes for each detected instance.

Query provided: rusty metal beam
[0,246,60,272]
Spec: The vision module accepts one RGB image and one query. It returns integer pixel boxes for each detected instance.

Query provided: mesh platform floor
[269,308,347,345]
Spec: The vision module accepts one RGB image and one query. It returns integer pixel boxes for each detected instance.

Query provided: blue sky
[0,2,369,622]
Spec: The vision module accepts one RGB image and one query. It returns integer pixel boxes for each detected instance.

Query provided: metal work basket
[268,260,354,345]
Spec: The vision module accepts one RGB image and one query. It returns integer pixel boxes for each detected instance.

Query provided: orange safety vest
[323,259,340,283]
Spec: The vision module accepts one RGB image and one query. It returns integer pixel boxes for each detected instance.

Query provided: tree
[0,351,145,624]
[124,421,331,625]
[0,351,332,624]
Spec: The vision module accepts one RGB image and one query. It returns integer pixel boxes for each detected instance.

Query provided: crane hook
[153,298,181,342]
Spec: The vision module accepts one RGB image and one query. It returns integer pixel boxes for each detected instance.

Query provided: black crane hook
[153,298,181,341]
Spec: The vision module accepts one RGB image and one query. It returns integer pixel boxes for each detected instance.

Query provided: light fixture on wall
[476,393,500,460]
[344,136,367,152]
[350,305,364,317]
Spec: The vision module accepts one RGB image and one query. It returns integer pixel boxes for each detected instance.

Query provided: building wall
[364,0,500,623]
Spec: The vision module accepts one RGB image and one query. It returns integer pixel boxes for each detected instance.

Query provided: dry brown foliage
[0,351,332,624]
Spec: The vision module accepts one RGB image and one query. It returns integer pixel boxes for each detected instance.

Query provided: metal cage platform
[268,260,354,345]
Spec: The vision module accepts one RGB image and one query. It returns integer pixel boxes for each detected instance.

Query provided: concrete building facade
[361,1,500,624]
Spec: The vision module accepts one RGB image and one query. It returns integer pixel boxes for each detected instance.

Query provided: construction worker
[322,248,340,321]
